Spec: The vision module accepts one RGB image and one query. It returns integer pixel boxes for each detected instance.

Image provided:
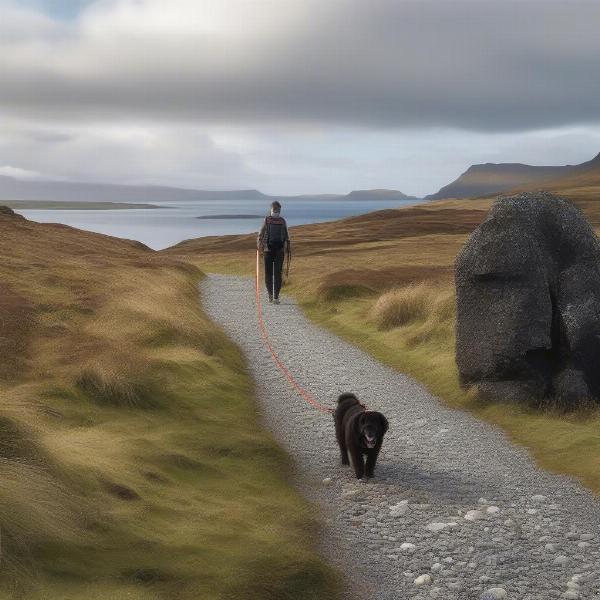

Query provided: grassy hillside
[165,197,600,495]
[427,151,600,202]
[510,159,600,204]
[0,208,339,600]
[426,162,571,200]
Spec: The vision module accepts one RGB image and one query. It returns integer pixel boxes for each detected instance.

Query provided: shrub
[370,283,432,329]
[370,283,456,332]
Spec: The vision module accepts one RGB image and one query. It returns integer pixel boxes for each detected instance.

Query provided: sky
[2,0,600,196]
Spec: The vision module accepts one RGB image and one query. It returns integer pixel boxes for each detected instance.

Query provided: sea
[16,196,420,250]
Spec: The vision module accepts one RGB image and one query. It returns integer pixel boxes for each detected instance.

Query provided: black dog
[334,392,389,479]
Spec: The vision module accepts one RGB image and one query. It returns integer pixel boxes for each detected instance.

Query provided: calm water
[17,197,420,250]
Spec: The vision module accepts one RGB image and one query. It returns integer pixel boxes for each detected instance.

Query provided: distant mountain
[343,189,418,201]
[523,152,600,193]
[0,175,417,205]
[426,152,600,200]
[0,175,268,203]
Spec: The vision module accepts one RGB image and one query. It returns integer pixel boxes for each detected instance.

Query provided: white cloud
[1,0,600,194]
[0,165,50,179]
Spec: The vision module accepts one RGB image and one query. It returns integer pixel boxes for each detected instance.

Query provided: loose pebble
[389,502,409,517]
[481,588,507,600]
[426,522,451,532]
[414,574,432,586]
[465,509,485,521]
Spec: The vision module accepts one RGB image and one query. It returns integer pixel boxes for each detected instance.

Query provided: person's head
[270,201,281,216]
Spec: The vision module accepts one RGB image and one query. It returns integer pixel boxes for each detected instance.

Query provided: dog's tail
[337,392,358,404]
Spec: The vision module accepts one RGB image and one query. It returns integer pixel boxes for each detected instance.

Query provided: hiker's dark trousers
[264,246,285,299]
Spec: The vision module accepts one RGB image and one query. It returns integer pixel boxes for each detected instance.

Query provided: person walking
[257,201,291,304]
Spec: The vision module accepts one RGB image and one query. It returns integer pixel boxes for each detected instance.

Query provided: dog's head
[358,411,389,449]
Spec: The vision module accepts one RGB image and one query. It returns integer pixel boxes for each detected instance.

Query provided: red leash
[255,250,335,414]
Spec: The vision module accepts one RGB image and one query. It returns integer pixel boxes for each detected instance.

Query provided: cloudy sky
[2,0,600,196]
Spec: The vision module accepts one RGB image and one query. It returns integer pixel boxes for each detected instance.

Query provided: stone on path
[481,588,507,600]
[414,574,432,586]
[465,509,485,521]
[426,522,452,532]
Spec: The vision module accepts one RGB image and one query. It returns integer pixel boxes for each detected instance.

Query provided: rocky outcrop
[455,191,600,408]
[0,205,24,219]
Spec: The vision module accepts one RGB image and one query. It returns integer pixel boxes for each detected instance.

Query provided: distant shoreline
[2,200,161,210]
[196,214,263,220]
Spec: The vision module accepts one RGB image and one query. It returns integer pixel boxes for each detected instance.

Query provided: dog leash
[255,250,335,414]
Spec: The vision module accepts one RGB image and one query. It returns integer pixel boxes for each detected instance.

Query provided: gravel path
[202,274,600,600]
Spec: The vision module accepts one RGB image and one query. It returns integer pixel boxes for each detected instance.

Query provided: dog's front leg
[334,415,349,465]
[365,443,382,478]
[348,447,364,479]
[341,449,350,465]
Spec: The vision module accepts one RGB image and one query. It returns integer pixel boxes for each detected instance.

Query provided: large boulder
[455,191,600,407]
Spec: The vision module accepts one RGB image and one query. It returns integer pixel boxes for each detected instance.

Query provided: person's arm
[257,218,267,250]
[284,220,291,254]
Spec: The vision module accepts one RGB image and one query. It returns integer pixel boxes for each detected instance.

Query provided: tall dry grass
[370,283,455,345]
[0,213,339,600]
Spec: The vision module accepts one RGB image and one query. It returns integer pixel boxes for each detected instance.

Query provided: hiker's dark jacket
[257,214,290,253]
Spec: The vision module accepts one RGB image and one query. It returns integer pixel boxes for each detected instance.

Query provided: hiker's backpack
[265,215,287,249]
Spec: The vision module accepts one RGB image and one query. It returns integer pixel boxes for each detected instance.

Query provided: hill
[343,188,418,201]
[426,152,600,200]
[512,152,600,202]
[0,175,267,203]
[0,174,415,205]
[0,199,160,210]
[0,207,338,599]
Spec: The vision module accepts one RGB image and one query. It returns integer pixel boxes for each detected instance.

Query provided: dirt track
[202,274,600,600]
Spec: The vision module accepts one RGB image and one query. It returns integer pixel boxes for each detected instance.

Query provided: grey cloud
[0,123,262,188]
[1,0,600,131]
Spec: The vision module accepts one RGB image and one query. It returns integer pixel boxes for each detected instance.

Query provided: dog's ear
[338,392,357,403]
[378,413,389,434]
[353,412,366,436]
